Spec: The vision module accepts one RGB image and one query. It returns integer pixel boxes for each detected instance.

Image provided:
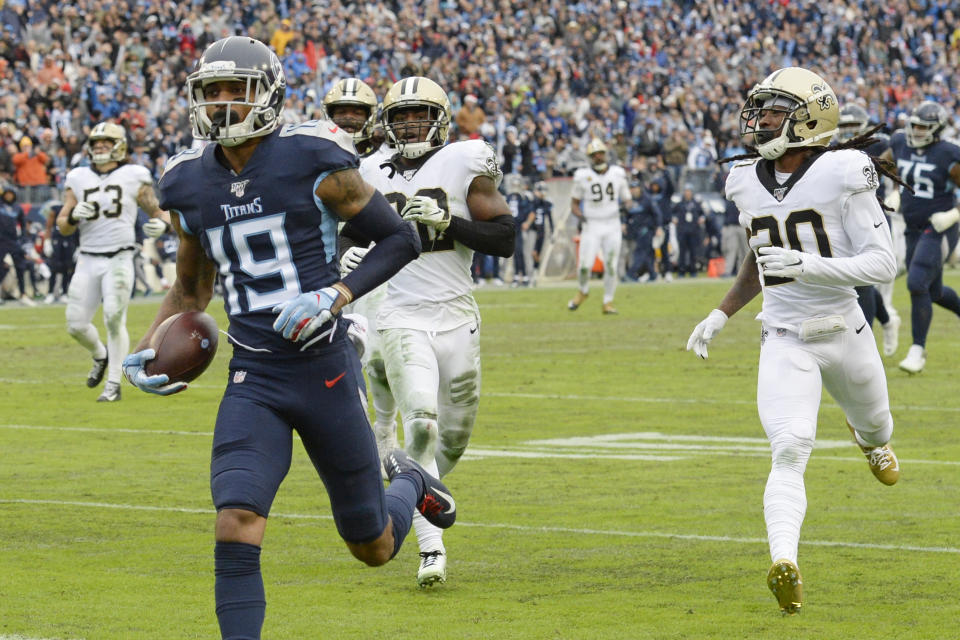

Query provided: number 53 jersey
[360,139,502,332]
[725,149,894,329]
[64,164,153,253]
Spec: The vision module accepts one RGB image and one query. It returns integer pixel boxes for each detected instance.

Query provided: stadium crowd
[2,0,960,300]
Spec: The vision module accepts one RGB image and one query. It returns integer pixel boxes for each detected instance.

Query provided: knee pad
[853,411,894,448]
[403,413,439,458]
[768,429,815,474]
[66,321,89,337]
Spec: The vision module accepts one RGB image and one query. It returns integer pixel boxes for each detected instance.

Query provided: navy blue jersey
[866,134,890,200]
[506,192,530,228]
[529,197,553,232]
[889,131,960,229]
[158,122,359,356]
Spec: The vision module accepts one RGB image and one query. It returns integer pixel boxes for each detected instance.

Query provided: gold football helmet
[323,78,378,154]
[586,138,608,172]
[381,76,451,159]
[739,67,839,160]
[86,122,128,165]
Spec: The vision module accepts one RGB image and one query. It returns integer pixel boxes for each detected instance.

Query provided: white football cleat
[417,550,447,588]
[898,344,925,374]
[881,313,900,357]
[97,381,122,403]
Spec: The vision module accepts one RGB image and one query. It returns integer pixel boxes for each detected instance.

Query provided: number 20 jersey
[64,164,153,253]
[725,149,891,329]
[157,122,358,355]
[360,139,502,332]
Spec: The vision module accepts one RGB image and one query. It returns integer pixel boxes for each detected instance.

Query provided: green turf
[2,273,959,639]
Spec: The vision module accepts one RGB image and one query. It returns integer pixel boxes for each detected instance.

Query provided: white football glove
[883,189,900,213]
[401,196,450,232]
[142,218,168,238]
[71,201,97,222]
[42,238,53,258]
[686,309,728,360]
[272,286,342,342]
[756,246,804,279]
[339,245,369,277]
[929,207,959,233]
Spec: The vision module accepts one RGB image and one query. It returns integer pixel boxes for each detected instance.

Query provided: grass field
[2,273,960,640]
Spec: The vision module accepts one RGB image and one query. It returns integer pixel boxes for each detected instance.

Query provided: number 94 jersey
[64,164,153,253]
[726,149,891,329]
[360,139,502,332]
[571,165,630,223]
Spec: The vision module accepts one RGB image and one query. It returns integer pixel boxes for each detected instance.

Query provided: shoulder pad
[279,119,355,154]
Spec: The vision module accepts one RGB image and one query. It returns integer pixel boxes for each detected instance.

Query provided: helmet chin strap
[757,127,839,160]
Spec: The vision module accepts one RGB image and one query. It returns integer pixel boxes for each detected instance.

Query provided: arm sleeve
[338,220,372,259]
[801,189,897,286]
[445,214,515,257]
[340,190,421,299]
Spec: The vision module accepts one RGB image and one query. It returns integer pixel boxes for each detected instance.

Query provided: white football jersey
[361,139,502,331]
[725,149,891,328]
[571,165,630,223]
[65,163,153,253]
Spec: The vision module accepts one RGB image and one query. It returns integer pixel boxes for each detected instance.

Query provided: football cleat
[602,303,618,315]
[881,314,900,357]
[417,550,447,588]
[383,450,456,529]
[768,559,803,615]
[898,344,925,374]
[568,290,588,310]
[847,422,899,485]
[97,381,122,403]
[86,357,108,388]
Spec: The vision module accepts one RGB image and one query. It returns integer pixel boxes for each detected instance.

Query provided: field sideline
[2,273,959,639]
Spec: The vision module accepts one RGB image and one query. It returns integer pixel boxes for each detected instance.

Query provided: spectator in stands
[11,136,49,202]
[270,18,296,57]
[455,94,485,140]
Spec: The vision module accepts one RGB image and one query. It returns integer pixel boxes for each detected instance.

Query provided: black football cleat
[383,449,456,529]
[86,357,108,388]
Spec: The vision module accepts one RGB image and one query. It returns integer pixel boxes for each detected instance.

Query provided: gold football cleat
[847,422,900,485]
[567,290,588,310]
[767,559,803,616]
[602,303,618,315]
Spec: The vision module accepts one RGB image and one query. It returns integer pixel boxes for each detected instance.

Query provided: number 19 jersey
[361,139,502,332]
[725,149,891,328]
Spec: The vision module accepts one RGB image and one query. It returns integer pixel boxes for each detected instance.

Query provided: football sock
[909,291,932,346]
[413,511,444,553]
[763,433,812,564]
[104,312,129,385]
[602,265,617,304]
[385,472,421,558]
[214,541,265,640]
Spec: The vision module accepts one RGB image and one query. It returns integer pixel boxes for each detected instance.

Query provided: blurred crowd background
[1,0,959,298]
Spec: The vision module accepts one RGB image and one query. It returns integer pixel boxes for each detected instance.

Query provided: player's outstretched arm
[687,251,762,359]
[314,167,420,302]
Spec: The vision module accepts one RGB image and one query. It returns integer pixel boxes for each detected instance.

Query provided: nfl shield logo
[773,187,787,202]
[233,370,247,384]
[230,180,251,198]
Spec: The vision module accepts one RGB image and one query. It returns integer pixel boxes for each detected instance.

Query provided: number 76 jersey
[725,149,892,328]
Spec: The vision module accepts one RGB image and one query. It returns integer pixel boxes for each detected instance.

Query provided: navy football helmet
[905,101,948,149]
[187,37,286,146]
[836,104,870,143]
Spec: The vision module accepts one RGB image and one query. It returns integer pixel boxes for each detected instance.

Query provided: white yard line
[3,497,958,555]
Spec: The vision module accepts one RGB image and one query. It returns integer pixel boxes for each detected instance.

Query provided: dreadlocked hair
[719,123,912,212]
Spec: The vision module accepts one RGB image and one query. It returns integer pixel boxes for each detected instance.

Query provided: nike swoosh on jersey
[325,372,346,388]
[434,488,456,514]
[855,323,866,334]
[873,221,884,228]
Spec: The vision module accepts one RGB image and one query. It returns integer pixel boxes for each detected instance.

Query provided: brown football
[144,311,219,383]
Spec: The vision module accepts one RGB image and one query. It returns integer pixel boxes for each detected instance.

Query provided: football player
[568,138,632,314]
[322,77,384,159]
[325,78,400,465]
[835,104,901,356]
[879,100,960,373]
[528,181,555,286]
[119,38,454,640]
[356,75,514,587]
[686,67,900,615]
[56,121,170,402]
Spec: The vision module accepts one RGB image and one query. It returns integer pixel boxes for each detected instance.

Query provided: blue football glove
[122,349,188,396]
[272,286,342,342]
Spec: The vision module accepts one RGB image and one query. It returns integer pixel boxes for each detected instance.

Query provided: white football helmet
[86,122,128,165]
[381,76,451,159]
[187,36,286,147]
[323,78,379,155]
[586,138,608,172]
[739,67,839,160]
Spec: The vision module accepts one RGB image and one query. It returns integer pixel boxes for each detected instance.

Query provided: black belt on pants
[81,246,136,258]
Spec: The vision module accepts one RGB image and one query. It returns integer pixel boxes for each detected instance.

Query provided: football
[145,311,219,384]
